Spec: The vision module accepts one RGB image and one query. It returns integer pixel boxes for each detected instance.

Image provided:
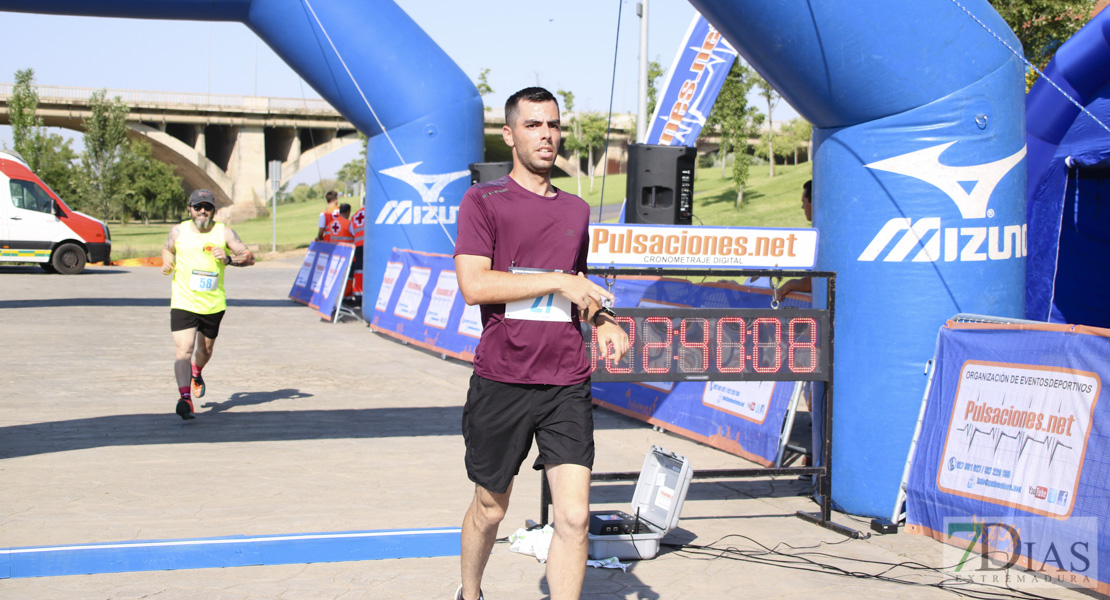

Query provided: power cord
[661,533,1064,600]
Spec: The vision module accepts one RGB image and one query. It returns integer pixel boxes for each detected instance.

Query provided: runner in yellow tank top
[171,221,227,314]
[161,190,255,420]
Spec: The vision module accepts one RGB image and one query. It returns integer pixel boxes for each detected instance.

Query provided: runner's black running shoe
[176,396,195,420]
[191,372,205,399]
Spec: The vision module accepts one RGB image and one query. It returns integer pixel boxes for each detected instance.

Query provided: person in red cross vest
[316,190,340,242]
[350,203,366,295]
[351,204,366,248]
[325,203,355,244]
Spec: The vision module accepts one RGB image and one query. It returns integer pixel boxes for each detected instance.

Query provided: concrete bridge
[0,84,360,220]
[0,84,759,220]
[481,111,639,179]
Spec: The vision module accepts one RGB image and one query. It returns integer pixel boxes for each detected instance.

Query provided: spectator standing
[316,190,340,242]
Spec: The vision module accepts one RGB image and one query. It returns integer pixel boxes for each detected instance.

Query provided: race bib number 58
[190,269,219,291]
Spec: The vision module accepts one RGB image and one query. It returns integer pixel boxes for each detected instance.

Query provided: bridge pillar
[288,129,302,163]
[194,126,205,155]
[225,125,266,220]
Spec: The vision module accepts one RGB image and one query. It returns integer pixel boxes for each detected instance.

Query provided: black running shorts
[462,373,595,495]
[170,308,225,339]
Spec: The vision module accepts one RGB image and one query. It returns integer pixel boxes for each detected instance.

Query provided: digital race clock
[583,308,830,382]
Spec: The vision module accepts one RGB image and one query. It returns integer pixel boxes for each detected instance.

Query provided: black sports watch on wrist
[224,255,233,265]
[591,306,617,326]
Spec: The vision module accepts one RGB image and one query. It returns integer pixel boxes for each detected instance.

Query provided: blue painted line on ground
[0,527,461,578]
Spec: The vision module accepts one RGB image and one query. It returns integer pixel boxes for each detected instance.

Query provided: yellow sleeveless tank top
[171,221,227,314]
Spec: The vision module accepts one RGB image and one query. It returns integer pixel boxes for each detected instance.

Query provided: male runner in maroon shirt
[453,87,629,600]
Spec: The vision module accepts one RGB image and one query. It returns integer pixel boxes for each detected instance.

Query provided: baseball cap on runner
[188,189,216,208]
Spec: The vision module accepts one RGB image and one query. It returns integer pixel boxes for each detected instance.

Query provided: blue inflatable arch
[1025,9,1110,328]
[2,0,1027,518]
[0,0,485,315]
[689,0,1026,517]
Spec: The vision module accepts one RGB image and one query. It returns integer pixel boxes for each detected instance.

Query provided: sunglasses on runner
[192,203,215,213]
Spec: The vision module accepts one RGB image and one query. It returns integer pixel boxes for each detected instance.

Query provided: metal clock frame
[539,267,863,539]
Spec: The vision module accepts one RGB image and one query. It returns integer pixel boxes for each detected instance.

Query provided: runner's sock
[191,363,202,378]
[179,386,191,399]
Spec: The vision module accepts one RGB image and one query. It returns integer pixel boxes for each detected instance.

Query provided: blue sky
[0,1,797,186]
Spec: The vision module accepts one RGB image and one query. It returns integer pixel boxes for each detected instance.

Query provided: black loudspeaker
[468,161,513,185]
[625,144,695,225]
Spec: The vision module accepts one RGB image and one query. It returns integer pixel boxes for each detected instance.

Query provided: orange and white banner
[937,360,1099,519]
[587,224,818,269]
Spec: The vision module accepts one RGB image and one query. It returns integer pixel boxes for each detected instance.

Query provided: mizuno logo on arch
[859,142,1026,263]
[375,162,469,226]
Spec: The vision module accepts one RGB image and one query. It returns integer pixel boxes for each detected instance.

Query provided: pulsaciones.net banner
[587,224,818,269]
[906,321,1110,595]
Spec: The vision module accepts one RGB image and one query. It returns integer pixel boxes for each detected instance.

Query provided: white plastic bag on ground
[508,525,554,563]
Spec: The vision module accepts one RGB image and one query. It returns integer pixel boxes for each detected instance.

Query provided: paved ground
[0,255,1093,599]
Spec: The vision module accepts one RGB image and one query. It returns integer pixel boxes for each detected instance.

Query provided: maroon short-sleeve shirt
[453,175,592,385]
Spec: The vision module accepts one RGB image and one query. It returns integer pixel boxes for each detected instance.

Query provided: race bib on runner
[189,269,219,292]
[504,267,573,322]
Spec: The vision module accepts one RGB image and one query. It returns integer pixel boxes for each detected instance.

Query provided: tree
[9,68,44,170]
[337,132,368,199]
[704,60,762,207]
[35,133,80,202]
[292,183,316,204]
[476,68,495,108]
[991,0,1097,80]
[557,90,586,196]
[79,90,131,221]
[291,180,337,204]
[755,117,807,166]
[756,76,780,177]
[115,138,185,225]
[780,118,813,164]
[580,113,608,193]
[645,59,664,119]
[8,69,80,203]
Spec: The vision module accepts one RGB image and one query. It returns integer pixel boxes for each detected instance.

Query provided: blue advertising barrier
[289,241,355,321]
[368,249,479,362]
[905,321,1110,595]
[369,249,811,465]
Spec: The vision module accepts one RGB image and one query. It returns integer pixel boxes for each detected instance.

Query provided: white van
[0,149,110,274]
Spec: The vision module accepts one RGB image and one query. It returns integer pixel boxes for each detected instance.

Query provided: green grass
[110,160,812,259]
[109,200,331,260]
[232,201,324,251]
[551,172,628,210]
[689,162,812,228]
[552,161,812,227]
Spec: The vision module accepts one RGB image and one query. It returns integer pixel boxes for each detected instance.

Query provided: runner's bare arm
[454,254,613,308]
[160,225,180,275]
[224,227,255,266]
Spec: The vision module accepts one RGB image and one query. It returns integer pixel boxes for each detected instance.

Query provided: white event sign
[587,224,818,269]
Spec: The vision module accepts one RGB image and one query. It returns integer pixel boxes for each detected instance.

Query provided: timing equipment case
[587,445,693,560]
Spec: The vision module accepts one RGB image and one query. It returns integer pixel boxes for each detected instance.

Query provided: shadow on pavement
[0,402,463,459]
[0,266,130,276]
[0,298,297,309]
[201,388,313,413]
[0,400,722,460]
